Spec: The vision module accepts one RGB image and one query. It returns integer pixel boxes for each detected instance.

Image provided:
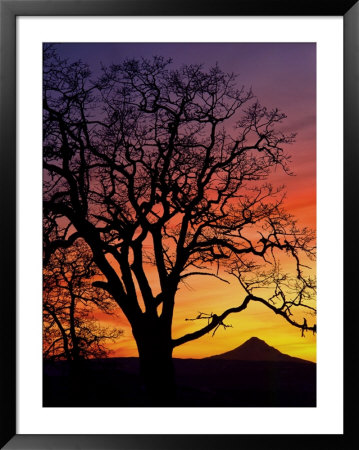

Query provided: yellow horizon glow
[98,268,316,363]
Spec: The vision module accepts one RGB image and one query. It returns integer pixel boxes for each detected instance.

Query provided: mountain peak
[246,336,265,344]
[206,337,311,363]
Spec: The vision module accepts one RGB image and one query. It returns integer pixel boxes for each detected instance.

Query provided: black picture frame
[0,1,357,448]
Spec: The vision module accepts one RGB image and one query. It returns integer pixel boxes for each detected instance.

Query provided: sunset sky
[48,43,316,362]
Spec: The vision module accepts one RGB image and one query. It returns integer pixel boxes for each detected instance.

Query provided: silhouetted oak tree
[43,46,316,404]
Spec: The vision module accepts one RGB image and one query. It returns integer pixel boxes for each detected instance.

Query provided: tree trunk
[132,318,176,406]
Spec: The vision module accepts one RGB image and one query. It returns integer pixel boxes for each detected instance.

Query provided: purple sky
[52,43,315,142]
[50,43,316,226]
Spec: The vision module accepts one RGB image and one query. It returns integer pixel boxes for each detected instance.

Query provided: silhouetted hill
[43,338,316,407]
[205,337,313,363]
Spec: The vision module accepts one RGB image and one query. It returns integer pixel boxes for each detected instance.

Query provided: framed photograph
[0,0,357,448]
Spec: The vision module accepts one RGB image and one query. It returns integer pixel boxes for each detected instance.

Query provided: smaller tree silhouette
[43,240,122,361]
